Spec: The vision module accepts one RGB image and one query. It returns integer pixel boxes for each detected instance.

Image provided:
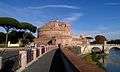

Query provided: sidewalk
[22,49,56,72]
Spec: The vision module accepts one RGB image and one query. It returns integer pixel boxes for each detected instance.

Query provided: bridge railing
[79,44,120,46]
[0,54,21,71]
[0,45,57,72]
[60,47,105,72]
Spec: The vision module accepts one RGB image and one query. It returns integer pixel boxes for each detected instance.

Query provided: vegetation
[0,17,37,47]
[95,35,107,44]
[0,32,6,44]
[65,46,81,54]
[107,39,120,44]
[67,46,106,70]
[83,53,96,64]
[8,30,35,44]
[0,17,20,47]
[91,35,107,44]
[85,37,93,39]
[90,35,120,44]
[18,22,37,46]
[20,22,37,33]
[83,52,107,70]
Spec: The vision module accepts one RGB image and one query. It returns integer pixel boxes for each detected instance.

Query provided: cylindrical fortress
[34,20,72,45]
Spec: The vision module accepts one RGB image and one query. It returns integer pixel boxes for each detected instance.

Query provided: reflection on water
[106,47,120,72]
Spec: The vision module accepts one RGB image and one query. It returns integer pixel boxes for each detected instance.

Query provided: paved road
[49,49,66,72]
[23,49,77,72]
[23,49,56,72]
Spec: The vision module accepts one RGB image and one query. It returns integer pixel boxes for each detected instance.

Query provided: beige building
[34,20,88,46]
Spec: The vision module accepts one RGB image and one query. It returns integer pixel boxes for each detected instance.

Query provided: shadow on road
[49,48,80,72]
[49,48,66,72]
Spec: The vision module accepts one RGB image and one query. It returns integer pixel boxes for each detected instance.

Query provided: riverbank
[63,47,105,72]
[82,53,109,71]
[65,46,106,71]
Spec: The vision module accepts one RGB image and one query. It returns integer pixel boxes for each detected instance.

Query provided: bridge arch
[109,47,120,54]
[74,46,81,54]
[91,47,101,53]
[109,47,120,64]
[80,44,120,54]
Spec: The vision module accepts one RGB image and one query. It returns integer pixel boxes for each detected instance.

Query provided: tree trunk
[0,27,9,55]
[102,45,105,64]
[18,38,22,46]
[5,31,8,47]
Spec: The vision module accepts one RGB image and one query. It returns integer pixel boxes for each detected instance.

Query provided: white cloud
[76,31,120,40]
[64,13,83,22]
[104,3,120,6]
[27,5,80,9]
[72,31,113,40]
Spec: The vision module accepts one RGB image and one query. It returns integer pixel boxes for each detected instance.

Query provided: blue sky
[0,0,120,39]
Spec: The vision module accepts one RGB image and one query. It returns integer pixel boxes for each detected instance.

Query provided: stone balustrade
[17,45,57,72]
[75,44,120,54]
[0,45,57,72]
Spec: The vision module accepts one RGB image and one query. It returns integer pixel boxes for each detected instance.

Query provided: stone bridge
[0,45,104,72]
[79,44,120,54]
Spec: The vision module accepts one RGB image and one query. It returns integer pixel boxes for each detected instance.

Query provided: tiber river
[105,47,120,72]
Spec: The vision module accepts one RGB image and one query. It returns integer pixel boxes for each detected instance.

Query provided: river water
[105,48,120,72]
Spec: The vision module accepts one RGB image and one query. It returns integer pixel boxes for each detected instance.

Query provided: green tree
[8,30,18,43]
[21,32,35,45]
[0,32,6,43]
[95,35,107,44]
[20,22,36,40]
[20,22,37,33]
[0,17,20,47]
[85,37,93,39]
[19,22,37,46]
[107,39,120,44]
[8,30,35,45]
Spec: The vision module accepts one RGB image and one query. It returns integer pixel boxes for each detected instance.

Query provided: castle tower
[34,20,72,45]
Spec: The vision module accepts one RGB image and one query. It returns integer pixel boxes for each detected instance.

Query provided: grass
[65,46,81,54]
[0,44,7,48]
[83,53,107,70]
[83,53,96,64]
[0,44,23,48]
[65,46,107,70]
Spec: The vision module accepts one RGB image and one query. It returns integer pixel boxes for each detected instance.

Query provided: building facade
[34,20,88,46]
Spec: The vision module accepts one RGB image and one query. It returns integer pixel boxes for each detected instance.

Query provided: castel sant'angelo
[34,19,88,46]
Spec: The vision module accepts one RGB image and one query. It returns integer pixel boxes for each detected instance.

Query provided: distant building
[34,20,88,46]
